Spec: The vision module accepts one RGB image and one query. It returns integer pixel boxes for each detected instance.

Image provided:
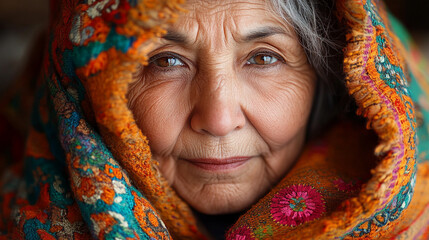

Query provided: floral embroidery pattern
[270,185,325,227]
[227,226,255,240]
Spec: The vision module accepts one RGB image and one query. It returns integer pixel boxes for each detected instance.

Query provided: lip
[182,156,252,171]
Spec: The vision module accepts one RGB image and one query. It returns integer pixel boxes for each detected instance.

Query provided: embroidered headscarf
[1,0,429,239]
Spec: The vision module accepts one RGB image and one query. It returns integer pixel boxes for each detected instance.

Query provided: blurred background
[0,0,428,90]
[388,1,429,58]
[0,0,48,90]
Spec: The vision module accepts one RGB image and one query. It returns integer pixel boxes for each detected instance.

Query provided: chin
[177,183,267,215]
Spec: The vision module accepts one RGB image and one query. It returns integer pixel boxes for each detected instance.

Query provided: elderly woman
[1,0,429,239]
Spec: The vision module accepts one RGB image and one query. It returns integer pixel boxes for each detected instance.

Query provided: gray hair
[268,0,349,136]
[268,0,344,83]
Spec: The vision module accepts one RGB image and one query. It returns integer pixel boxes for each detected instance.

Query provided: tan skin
[128,0,316,214]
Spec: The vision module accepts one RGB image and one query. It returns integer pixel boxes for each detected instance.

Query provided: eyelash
[148,52,187,70]
[245,50,285,68]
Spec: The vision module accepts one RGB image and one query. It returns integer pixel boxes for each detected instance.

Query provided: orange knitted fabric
[1,0,429,239]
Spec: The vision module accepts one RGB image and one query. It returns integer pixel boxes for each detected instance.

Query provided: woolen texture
[0,0,429,239]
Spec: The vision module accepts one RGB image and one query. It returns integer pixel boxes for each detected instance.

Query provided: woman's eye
[247,53,279,65]
[152,56,185,67]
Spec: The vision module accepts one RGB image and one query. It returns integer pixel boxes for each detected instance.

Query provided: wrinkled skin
[128,0,316,214]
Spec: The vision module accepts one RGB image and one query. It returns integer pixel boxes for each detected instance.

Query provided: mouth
[181,156,252,171]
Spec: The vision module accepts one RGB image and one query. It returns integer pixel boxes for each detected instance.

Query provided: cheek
[128,80,190,155]
[243,71,316,147]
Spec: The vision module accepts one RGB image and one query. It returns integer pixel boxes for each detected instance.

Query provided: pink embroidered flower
[227,226,255,240]
[270,185,325,226]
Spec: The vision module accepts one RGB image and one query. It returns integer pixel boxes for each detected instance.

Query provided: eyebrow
[162,30,188,44]
[161,26,290,44]
[242,26,290,42]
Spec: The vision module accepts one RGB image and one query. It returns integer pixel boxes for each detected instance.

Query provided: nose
[190,73,245,137]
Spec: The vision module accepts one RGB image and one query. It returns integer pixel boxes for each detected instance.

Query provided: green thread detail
[254,225,273,239]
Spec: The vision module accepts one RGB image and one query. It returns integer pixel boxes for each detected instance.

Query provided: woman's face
[128,0,316,214]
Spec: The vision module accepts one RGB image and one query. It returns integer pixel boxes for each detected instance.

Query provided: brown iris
[154,56,182,67]
[248,53,279,65]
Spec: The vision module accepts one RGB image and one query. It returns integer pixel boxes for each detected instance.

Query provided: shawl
[1,0,429,239]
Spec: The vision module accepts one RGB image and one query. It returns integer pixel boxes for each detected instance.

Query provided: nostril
[201,129,211,135]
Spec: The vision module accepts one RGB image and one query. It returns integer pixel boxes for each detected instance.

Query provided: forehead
[169,0,294,42]
[184,0,269,14]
